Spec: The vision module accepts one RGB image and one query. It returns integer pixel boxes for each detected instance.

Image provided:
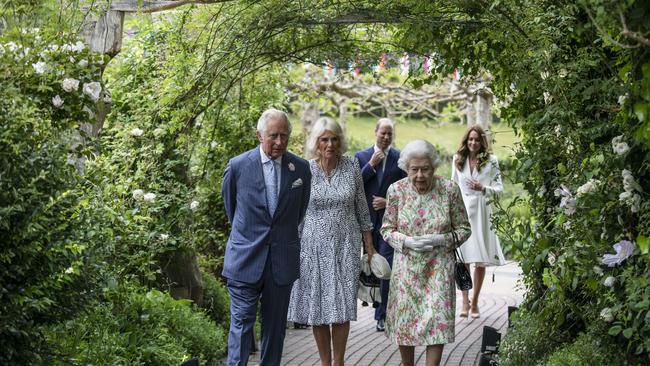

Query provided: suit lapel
[248,149,272,218]
[274,154,293,218]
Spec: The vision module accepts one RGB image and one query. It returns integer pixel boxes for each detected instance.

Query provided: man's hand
[372,196,386,210]
[369,150,385,167]
[404,237,433,252]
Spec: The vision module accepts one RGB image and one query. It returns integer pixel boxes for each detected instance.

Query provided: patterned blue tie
[268,160,279,215]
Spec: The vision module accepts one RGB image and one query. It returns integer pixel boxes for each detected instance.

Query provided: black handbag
[359,270,380,288]
[452,231,473,291]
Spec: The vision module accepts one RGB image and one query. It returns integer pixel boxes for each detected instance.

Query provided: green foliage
[498,307,571,366]
[201,271,231,328]
[500,310,622,366]
[0,24,106,363]
[46,283,226,366]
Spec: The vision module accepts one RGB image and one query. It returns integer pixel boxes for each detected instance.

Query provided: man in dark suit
[222,109,311,365]
[355,118,406,332]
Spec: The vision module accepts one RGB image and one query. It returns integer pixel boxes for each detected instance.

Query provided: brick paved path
[249,261,523,366]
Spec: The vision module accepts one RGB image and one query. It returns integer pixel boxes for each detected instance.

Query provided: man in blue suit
[355,118,406,332]
[222,109,311,366]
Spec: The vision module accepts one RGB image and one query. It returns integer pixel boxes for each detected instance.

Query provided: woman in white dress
[451,124,506,318]
[288,117,375,366]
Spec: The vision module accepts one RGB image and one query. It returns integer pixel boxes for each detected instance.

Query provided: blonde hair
[305,117,348,159]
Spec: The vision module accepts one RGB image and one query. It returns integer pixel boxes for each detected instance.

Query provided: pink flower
[418,208,426,217]
[415,218,422,226]
[437,323,449,331]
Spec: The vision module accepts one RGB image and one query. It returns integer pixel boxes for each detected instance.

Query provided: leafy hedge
[45,283,227,366]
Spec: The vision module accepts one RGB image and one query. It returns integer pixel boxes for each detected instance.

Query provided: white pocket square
[291,178,303,188]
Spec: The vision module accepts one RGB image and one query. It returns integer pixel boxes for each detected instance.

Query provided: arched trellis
[79,0,497,303]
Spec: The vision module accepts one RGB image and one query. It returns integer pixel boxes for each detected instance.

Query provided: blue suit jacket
[355,147,406,240]
[221,147,311,286]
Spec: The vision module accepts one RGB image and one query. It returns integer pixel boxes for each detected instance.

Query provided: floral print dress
[380,176,471,346]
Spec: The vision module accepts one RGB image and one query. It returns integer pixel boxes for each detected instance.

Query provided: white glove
[414,234,446,248]
[404,236,434,252]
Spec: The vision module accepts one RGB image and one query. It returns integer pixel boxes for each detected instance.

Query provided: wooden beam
[82,0,234,14]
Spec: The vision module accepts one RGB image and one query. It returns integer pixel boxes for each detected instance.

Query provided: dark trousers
[226,256,292,366]
[374,237,394,321]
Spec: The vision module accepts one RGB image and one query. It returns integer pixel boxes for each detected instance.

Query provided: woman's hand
[404,237,434,252]
[466,179,484,192]
[363,231,375,264]
[414,234,445,247]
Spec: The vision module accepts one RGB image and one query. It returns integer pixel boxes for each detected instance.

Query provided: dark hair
[455,124,490,171]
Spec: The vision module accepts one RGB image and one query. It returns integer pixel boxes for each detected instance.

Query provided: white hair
[256,108,292,134]
[305,117,348,159]
[398,140,442,172]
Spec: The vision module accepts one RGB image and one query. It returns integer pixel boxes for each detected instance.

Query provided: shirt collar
[374,145,391,155]
[259,146,282,165]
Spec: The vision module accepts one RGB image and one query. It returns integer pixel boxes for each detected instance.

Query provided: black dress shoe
[294,322,308,329]
[376,319,385,332]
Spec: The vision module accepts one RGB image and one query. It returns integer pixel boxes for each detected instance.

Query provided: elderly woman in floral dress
[380,140,471,366]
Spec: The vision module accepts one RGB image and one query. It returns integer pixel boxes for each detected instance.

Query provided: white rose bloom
[622,170,639,192]
[613,142,629,155]
[548,253,556,266]
[143,193,156,202]
[612,136,629,155]
[62,78,79,92]
[52,95,64,108]
[540,71,550,80]
[130,128,144,137]
[618,94,628,106]
[600,307,614,322]
[160,234,169,240]
[132,189,145,200]
[72,41,85,52]
[78,59,88,68]
[543,92,553,104]
[82,81,102,102]
[619,191,632,201]
[576,179,599,197]
[603,276,616,287]
[210,141,218,150]
[32,61,47,74]
[65,267,74,274]
[6,41,18,52]
[558,69,568,78]
[190,200,200,211]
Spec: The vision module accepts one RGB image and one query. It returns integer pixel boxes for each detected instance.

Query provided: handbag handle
[451,229,467,263]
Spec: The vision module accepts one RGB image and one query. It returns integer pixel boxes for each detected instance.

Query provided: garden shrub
[201,271,230,328]
[498,307,571,366]
[0,23,106,364]
[544,324,621,366]
[46,283,227,366]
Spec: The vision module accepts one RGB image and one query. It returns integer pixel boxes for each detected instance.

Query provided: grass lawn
[344,116,518,159]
